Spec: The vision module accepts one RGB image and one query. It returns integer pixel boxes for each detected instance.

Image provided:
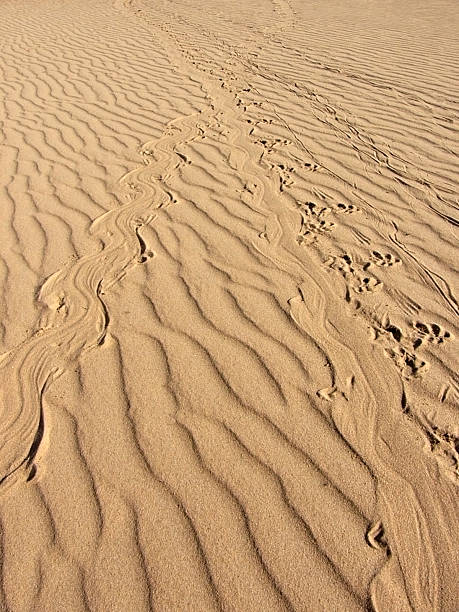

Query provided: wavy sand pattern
[0,0,457,610]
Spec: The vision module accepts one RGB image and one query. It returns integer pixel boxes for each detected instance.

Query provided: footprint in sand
[297,219,335,244]
[384,345,429,380]
[412,321,453,345]
[372,317,430,380]
[355,275,383,294]
[369,251,401,267]
[335,202,359,214]
[328,254,383,294]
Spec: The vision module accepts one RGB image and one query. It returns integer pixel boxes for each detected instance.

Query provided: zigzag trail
[0,109,210,489]
[0,0,281,494]
[0,0,457,610]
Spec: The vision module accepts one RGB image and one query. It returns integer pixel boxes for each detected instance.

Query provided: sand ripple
[0,0,457,610]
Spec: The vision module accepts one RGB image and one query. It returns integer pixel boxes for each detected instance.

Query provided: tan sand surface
[0,0,458,610]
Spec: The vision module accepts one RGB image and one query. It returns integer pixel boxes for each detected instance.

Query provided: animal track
[317,386,338,402]
[424,424,459,481]
[412,321,453,345]
[369,251,401,267]
[296,201,335,243]
[328,253,355,274]
[355,275,383,293]
[299,201,332,217]
[372,317,430,380]
[297,219,335,244]
[303,162,321,171]
[366,521,388,551]
[335,202,359,214]
[255,137,292,150]
[328,254,383,294]
[384,345,429,380]
[372,318,404,344]
[269,162,295,192]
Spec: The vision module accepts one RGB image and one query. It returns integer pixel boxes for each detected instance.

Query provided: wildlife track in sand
[125,2,458,610]
[0,1,456,611]
[0,107,223,491]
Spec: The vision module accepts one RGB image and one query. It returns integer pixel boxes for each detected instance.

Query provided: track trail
[0,109,214,488]
[0,0,457,610]
[125,2,458,609]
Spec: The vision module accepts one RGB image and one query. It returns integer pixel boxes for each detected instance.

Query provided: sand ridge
[0,0,457,610]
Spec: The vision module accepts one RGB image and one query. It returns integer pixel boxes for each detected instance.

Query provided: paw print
[297,219,335,243]
[304,219,335,235]
[327,254,355,274]
[385,346,429,380]
[413,322,453,345]
[269,163,295,192]
[370,251,401,267]
[303,162,321,171]
[328,254,383,293]
[335,202,358,214]
[297,201,332,220]
[355,275,383,293]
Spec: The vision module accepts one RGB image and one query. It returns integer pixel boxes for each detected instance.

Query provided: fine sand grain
[0,0,458,610]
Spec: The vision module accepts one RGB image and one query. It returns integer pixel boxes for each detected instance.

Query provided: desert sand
[0,0,458,610]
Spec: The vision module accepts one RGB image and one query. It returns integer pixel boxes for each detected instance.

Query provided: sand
[0,0,458,609]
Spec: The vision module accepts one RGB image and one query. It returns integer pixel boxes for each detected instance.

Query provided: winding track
[0,0,457,610]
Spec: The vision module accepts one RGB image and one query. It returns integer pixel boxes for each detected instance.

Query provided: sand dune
[0,0,457,610]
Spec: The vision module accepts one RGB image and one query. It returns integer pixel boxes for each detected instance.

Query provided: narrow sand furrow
[0,0,208,353]
[0,109,213,491]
